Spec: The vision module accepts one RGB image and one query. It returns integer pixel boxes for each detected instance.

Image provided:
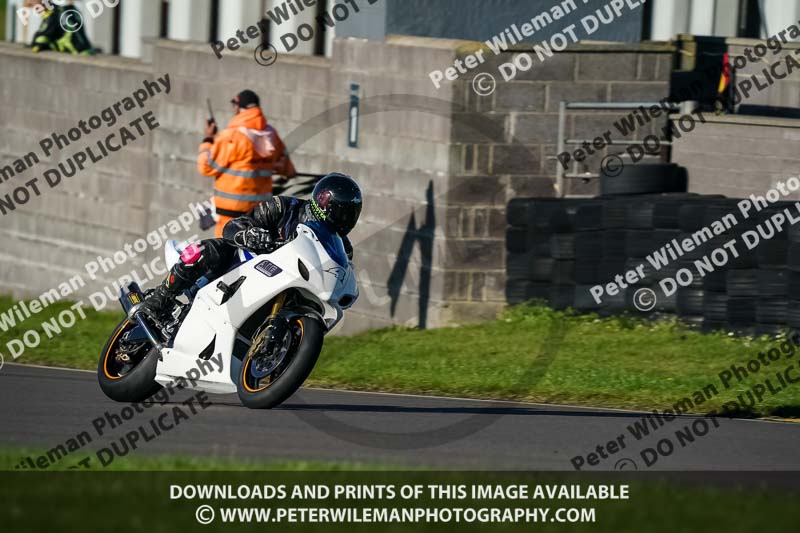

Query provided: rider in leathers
[141,173,362,319]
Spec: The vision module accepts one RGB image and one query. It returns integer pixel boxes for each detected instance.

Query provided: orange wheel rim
[102,320,131,380]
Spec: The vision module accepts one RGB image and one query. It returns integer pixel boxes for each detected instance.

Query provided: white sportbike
[97,220,358,409]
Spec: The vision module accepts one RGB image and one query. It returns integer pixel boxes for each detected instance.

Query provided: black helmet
[308,173,362,235]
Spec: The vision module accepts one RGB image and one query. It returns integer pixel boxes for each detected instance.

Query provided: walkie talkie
[206,98,215,126]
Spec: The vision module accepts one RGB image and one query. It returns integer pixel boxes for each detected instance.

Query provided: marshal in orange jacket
[197,106,296,236]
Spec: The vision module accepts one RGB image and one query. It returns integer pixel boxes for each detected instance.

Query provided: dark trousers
[168,238,238,291]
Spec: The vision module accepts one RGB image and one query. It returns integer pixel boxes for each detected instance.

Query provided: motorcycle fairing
[153,224,357,393]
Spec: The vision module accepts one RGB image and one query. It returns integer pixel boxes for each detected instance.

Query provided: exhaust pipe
[118,282,164,355]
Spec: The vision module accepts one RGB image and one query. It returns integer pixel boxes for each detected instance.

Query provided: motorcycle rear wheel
[237,316,324,409]
[97,318,162,403]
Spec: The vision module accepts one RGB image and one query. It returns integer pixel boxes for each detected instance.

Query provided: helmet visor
[329,201,362,235]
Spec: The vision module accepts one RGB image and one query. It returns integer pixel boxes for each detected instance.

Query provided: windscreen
[304,220,349,267]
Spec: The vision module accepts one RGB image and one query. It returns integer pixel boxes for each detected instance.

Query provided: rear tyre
[237,316,324,409]
[97,319,162,403]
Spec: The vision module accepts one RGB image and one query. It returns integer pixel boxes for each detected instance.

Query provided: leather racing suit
[141,195,353,317]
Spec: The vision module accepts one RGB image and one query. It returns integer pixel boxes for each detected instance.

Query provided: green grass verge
[0,447,382,471]
[2,296,799,417]
[317,305,800,417]
[0,296,123,369]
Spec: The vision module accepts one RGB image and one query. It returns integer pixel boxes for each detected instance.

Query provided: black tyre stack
[753,205,791,336]
[625,199,680,315]
[698,202,748,335]
[672,200,707,327]
[573,200,627,315]
[505,194,800,337]
[505,198,588,309]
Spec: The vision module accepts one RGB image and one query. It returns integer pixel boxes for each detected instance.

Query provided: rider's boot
[139,269,194,321]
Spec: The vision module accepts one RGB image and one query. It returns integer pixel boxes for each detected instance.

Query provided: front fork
[263,292,289,352]
[118,282,164,355]
[249,292,290,375]
[270,292,287,317]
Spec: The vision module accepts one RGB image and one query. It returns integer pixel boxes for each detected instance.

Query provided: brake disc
[250,318,292,379]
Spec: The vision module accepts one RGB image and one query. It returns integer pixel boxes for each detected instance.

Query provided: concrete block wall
[672,115,800,199]
[0,36,675,333]
[0,45,186,307]
[0,37,463,334]
[727,38,800,113]
[670,35,800,198]
[440,43,674,322]
[327,36,459,332]
[148,37,459,334]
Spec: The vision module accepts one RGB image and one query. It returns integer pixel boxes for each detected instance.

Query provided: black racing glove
[233,227,272,251]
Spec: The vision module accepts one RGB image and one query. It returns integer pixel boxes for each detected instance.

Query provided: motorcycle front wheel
[237,316,324,409]
[97,318,162,402]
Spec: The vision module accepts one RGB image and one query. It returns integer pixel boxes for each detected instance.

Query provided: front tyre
[98,319,162,403]
[237,316,324,409]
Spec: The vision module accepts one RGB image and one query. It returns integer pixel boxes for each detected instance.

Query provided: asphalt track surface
[2,364,800,470]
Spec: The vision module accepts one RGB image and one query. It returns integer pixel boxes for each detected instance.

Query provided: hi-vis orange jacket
[197,107,295,236]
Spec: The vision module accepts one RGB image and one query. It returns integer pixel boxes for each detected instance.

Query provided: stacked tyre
[672,200,708,327]
[506,199,587,309]
[572,202,628,315]
[625,199,678,315]
[505,194,800,337]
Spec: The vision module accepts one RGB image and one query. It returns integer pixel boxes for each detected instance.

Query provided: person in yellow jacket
[198,89,296,237]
